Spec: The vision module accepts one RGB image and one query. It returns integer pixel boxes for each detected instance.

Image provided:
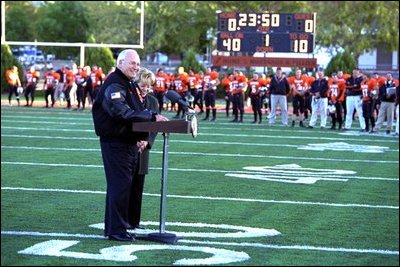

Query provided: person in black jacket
[268,67,290,126]
[371,73,397,134]
[307,69,329,129]
[92,49,168,242]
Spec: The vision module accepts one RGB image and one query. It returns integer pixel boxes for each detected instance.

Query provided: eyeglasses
[123,60,140,67]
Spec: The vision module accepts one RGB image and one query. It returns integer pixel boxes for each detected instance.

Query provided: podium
[131,116,197,244]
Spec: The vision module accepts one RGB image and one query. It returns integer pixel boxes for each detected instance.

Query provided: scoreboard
[217,12,316,53]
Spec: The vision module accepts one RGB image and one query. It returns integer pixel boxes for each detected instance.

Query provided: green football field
[1,105,399,266]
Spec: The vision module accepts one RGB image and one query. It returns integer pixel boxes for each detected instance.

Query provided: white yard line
[2,134,399,152]
[1,160,398,181]
[1,186,398,210]
[1,145,398,164]
[2,124,399,143]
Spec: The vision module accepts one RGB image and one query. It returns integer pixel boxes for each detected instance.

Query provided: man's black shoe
[108,233,135,242]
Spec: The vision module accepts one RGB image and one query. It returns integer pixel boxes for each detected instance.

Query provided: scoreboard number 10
[291,39,308,53]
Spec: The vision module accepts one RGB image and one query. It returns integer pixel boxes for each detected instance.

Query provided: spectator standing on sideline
[268,67,290,126]
[5,65,22,106]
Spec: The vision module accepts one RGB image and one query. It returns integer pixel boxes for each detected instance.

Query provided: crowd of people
[5,63,400,135]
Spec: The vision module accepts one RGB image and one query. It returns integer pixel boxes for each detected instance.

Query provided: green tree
[181,49,205,73]
[85,36,115,74]
[324,50,356,76]
[309,1,399,59]
[4,1,36,41]
[1,45,24,93]
[34,1,89,59]
[84,1,142,45]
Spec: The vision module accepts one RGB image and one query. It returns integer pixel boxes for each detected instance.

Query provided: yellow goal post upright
[1,1,145,67]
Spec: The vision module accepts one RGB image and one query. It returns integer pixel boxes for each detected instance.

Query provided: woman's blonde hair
[137,67,155,87]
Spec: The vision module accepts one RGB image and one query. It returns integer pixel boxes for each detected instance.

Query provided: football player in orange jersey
[75,66,89,110]
[43,68,57,108]
[288,69,309,127]
[173,72,189,118]
[231,70,247,123]
[221,72,233,117]
[328,73,346,130]
[187,69,197,108]
[153,68,168,113]
[90,65,103,102]
[360,74,377,132]
[203,70,220,121]
[23,66,39,107]
[248,73,263,124]
[5,65,22,106]
[304,74,315,121]
[63,67,75,109]
[193,70,205,114]
[372,72,387,117]
[259,74,271,115]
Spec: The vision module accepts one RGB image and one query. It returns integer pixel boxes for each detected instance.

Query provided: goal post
[1,1,145,67]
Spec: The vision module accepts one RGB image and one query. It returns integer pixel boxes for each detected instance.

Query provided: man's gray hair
[117,49,139,67]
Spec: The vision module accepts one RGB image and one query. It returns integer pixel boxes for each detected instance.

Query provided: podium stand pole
[137,132,180,244]
[159,132,169,233]
[132,118,197,244]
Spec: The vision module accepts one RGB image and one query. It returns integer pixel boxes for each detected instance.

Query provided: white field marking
[2,119,90,126]
[2,135,399,152]
[1,112,396,134]
[1,187,398,209]
[1,134,98,140]
[17,239,250,265]
[0,117,362,135]
[1,146,398,164]
[2,114,398,139]
[2,230,398,256]
[225,164,352,184]
[89,221,281,238]
[1,114,90,120]
[3,145,397,156]
[1,126,93,132]
[1,161,398,181]
[298,142,391,153]
[178,239,400,256]
[2,125,399,144]
[224,174,346,184]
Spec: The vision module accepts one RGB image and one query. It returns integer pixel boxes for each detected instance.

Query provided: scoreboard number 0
[305,19,313,32]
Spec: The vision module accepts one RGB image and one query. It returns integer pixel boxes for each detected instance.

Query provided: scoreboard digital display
[217,12,316,53]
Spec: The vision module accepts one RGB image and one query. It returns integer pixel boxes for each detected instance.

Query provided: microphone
[166,90,195,112]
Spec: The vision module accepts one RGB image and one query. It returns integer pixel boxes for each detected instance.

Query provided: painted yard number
[19,240,249,265]
[18,222,280,265]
